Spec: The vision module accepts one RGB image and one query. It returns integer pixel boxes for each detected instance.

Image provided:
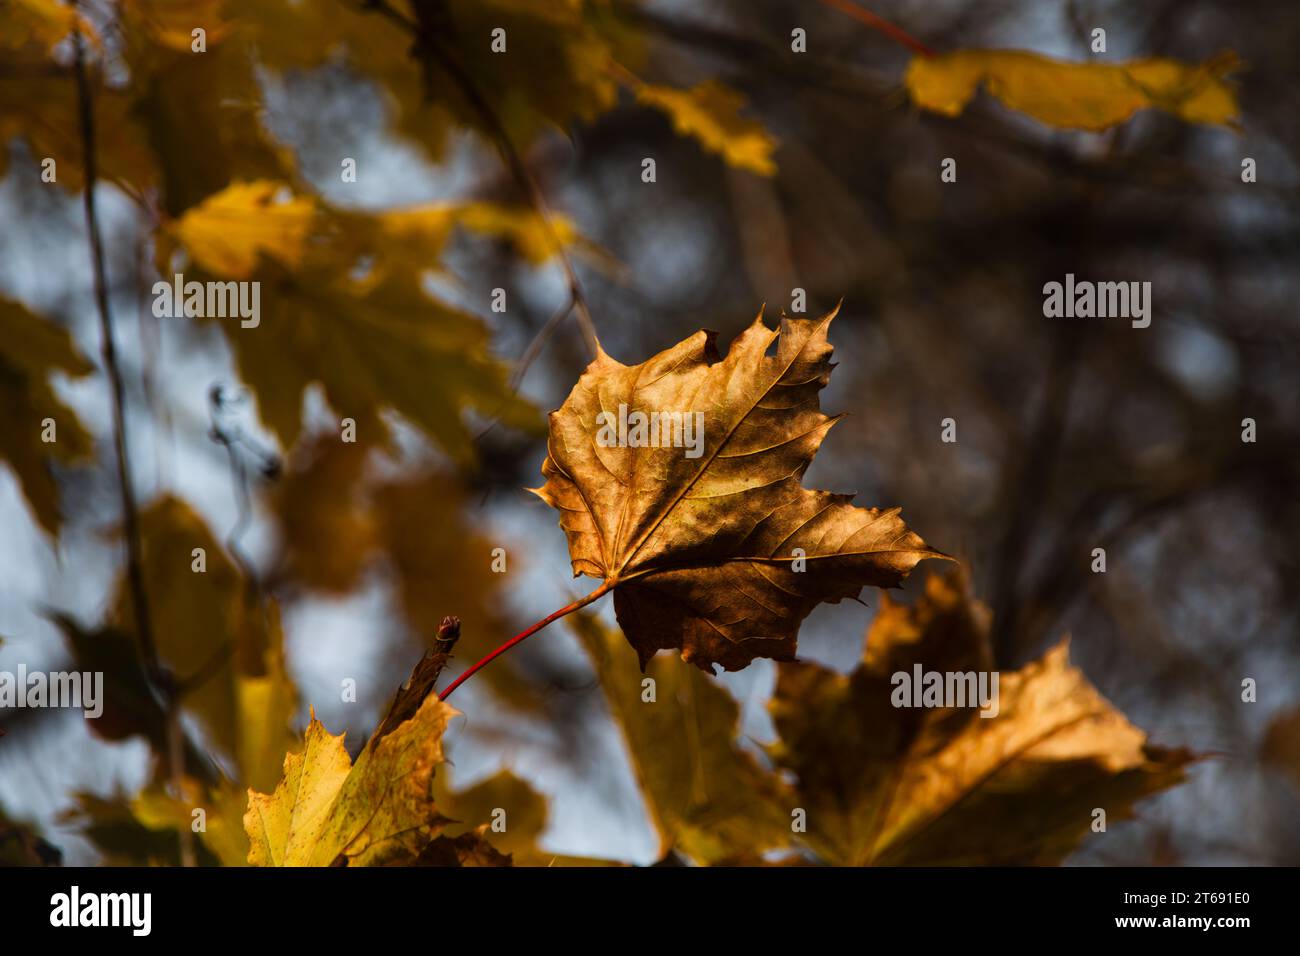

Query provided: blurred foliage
[0,0,1292,867]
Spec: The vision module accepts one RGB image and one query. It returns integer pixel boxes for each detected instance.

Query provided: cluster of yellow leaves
[4,0,778,201]
[158,179,543,458]
[220,0,777,174]
[905,49,1242,132]
[576,569,1195,866]
[59,475,562,865]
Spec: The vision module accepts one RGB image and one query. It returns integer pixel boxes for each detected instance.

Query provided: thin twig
[815,0,937,57]
[421,18,599,356]
[439,581,612,700]
[73,23,195,867]
[358,0,599,358]
[474,291,577,443]
[507,290,579,392]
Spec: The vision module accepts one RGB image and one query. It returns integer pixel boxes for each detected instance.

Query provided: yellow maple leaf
[166,180,316,278]
[571,612,796,864]
[159,182,540,456]
[245,697,457,866]
[905,49,1241,132]
[360,201,605,276]
[636,81,778,175]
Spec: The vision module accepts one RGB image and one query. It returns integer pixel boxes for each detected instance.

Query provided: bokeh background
[1,0,1298,864]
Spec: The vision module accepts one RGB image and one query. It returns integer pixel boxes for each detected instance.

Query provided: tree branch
[73,24,195,867]
[359,0,599,358]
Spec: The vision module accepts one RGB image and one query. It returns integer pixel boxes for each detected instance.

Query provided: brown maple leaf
[531,307,947,672]
[768,570,1197,865]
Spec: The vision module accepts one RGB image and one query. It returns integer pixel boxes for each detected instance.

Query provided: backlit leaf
[533,307,947,672]
[905,49,1241,132]
[636,81,778,176]
[161,182,540,456]
[245,696,457,866]
[572,611,795,864]
[165,180,316,278]
[768,570,1197,865]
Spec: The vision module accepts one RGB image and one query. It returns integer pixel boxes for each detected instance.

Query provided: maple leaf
[0,297,93,536]
[160,181,540,457]
[571,611,796,864]
[50,496,298,867]
[165,180,316,278]
[46,615,171,753]
[245,697,458,866]
[129,775,250,866]
[636,81,778,176]
[905,49,1241,132]
[270,432,376,595]
[64,790,219,866]
[768,569,1197,865]
[532,307,947,672]
[112,498,243,754]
